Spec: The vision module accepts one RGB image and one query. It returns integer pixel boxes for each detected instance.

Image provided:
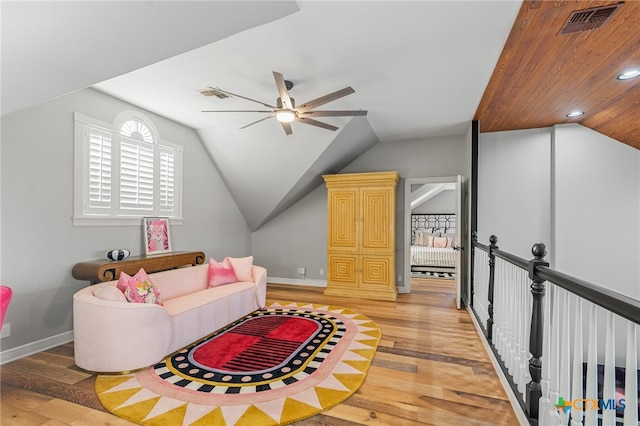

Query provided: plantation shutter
[159,147,176,214]
[120,138,154,212]
[86,127,113,211]
[73,112,183,225]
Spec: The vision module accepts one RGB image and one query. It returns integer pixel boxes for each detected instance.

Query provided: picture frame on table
[143,217,172,255]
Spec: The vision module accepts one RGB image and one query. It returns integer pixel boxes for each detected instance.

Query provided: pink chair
[0,286,12,327]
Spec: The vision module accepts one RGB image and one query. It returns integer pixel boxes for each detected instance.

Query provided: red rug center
[192,316,319,371]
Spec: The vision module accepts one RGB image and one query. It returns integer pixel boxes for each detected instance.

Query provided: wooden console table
[72,251,206,284]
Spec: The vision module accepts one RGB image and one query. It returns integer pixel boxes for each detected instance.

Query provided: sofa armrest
[73,292,171,372]
[252,265,267,308]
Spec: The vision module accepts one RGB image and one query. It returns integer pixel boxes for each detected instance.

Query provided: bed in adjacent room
[410,213,457,275]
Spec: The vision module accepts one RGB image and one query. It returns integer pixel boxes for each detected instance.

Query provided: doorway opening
[403,176,465,308]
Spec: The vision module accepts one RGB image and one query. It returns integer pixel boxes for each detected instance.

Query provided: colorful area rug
[411,271,455,280]
[96,301,381,425]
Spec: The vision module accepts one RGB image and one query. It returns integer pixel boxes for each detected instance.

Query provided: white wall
[411,189,456,214]
[478,124,639,300]
[478,127,552,259]
[553,124,640,299]
[253,134,469,291]
[0,88,250,353]
[252,186,327,283]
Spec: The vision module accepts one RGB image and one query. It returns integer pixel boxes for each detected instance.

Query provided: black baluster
[486,235,498,340]
[526,243,549,420]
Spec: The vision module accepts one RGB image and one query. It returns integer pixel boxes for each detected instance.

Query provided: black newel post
[526,243,549,420]
[486,235,498,340]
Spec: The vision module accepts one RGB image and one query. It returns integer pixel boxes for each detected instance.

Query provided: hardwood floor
[0,278,521,425]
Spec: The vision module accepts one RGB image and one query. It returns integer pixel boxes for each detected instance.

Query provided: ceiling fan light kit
[276,110,296,123]
[202,71,367,135]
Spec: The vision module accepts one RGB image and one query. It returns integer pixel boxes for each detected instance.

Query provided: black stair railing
[471,234,640,424]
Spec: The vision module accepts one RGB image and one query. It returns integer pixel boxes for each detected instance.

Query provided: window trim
[73,112,183,226]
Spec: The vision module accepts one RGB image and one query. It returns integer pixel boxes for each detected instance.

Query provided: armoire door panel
[327,190,358,251]
[361,188,393,251]
[361,256,394,289]
[327,254,357,288]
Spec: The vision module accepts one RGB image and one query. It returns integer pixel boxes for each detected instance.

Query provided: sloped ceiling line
[0,1,300,116]
[411,183,454,210]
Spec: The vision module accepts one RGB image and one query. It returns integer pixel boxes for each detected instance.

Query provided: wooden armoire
[323,171,400,301]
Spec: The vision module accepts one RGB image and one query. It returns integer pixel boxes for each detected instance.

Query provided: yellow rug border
[96,301,381,426]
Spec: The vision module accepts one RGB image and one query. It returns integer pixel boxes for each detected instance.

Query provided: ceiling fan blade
[280,121,293,135]
[239,115,275,129]
[296,87,355,113]
[298,110,367,117]
[273,71,294,110]
[214,89,277,109]
[295,117,339,131]
[202,110,273,113]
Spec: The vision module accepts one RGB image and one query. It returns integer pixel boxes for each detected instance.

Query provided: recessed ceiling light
[567,111,584,118]
[617,69,640,80]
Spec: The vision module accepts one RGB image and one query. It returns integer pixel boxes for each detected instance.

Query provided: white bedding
[411,245,456,268]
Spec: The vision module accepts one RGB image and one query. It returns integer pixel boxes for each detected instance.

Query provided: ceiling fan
[202,71,367,135]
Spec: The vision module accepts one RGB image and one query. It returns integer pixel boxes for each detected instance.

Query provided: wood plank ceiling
[475,0,640,150]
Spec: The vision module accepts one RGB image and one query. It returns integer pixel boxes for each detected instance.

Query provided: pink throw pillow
[426,235,435,247]
[228,256,253,282]
[116,268,162,305]
[208,258,238,287]
[433,237,450,248]
[93,285,127,302]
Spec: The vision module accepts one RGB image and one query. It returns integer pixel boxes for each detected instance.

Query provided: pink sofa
[72,263,267,373]
[1,286,12,327]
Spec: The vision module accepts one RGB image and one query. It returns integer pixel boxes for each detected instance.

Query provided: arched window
[120,119,154,143]
[73,111,183,225]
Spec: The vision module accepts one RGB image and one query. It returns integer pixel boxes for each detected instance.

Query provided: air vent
[559,3,623,35]
[199,87,229,99]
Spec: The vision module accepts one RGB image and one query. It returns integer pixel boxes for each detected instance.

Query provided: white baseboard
[0,330,74,365]
[267,277,327,287]
[467,307,530,426]
[268,277,407,295]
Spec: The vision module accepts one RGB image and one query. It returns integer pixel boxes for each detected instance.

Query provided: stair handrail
[473,235,640,326]
[536,265,640,325]
[472,234,640,422]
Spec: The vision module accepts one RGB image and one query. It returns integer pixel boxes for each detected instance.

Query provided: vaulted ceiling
[3,1,638,231]
[475,0,640,150]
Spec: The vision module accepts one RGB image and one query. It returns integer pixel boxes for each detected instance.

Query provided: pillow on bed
[414,231,423,246]
[433,236,453,248]
[417,231,429,246]
[431,228,443,237]
[412,231,434,247]
[415,231,435,246]
[426,235,435,247]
